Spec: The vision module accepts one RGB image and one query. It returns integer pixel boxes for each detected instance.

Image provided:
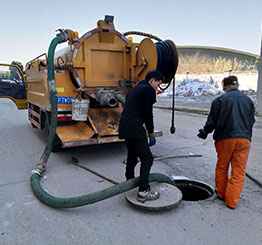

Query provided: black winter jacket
[118,80,156,139]
[204,88,255,142]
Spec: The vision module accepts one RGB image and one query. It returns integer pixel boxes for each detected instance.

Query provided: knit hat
[222,75,238,86]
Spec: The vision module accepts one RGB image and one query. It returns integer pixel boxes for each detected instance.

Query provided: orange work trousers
[215,138,250,208]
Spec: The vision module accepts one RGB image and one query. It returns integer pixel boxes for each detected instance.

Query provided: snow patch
[159,79,223,97]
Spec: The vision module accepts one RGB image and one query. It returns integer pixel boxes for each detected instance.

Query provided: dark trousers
[125,137,153,192]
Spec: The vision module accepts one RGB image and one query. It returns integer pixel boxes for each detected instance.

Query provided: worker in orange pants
[215,138,250,208]
[197,76,255,209]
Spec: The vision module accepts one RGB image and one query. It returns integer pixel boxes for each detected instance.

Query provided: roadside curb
[155,105,262,117]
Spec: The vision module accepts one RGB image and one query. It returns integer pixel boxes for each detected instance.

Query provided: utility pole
[256,33,262,116]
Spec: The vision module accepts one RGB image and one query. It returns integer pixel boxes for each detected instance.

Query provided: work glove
[197,129,208,139]
[149,133,156,146]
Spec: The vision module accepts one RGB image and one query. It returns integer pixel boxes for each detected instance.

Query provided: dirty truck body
[0,16,178,151]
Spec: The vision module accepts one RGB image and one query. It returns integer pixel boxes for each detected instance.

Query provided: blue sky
[0,0,261,65]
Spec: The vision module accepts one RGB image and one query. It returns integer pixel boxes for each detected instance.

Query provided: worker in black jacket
[118,70,163,202]
[197,75,255,209]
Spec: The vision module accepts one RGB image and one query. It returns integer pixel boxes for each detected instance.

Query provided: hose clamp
[31,169,41,176]
[56,29,69,42]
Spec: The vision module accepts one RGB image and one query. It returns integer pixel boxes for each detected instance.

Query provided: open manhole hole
[173,179,214,201]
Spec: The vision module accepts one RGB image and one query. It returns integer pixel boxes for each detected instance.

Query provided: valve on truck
[96,88,124,108]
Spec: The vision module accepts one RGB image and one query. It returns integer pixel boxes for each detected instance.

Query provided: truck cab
[0,64,27,109]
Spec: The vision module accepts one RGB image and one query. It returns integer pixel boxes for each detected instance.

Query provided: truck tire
[45,113,62,152]
[31,122,37,128]
[51,134,62,152]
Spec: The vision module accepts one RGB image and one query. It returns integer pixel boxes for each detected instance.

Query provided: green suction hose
[31,173,174,208]
[30,30,175,209]
[31,31,69,176]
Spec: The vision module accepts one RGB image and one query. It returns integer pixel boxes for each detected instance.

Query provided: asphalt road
[0,98,262,245]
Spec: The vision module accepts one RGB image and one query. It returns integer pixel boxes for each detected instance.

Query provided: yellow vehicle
[0,16,178,151]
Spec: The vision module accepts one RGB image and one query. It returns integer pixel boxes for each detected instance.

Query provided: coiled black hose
[155,40,178,134]
[155,40,178,85]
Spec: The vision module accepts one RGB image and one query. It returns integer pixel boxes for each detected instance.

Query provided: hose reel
[124,31,178,88]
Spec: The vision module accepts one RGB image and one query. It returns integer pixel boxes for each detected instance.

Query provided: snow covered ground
[159,79,223,97]
[159,79,256,98]
[156,79,256,110]
[176,72,258,92]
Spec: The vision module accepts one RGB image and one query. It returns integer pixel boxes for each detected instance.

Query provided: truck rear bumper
[57,125,163,148]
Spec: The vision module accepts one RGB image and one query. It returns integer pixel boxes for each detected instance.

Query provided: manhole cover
[125,182,182,211]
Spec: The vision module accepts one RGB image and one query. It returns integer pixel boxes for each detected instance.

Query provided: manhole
[173,179,214,201]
